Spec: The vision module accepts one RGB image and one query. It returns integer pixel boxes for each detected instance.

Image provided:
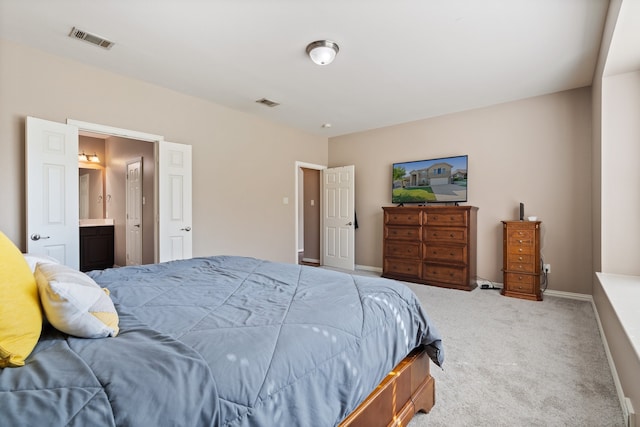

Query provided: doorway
[296,162,324,265]
[26,116,192,268]
[299,167,321,265]
[295,162,355,270]
[78,133,155,266]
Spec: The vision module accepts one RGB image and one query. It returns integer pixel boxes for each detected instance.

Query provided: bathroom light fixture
[78,152,100,163]
[306,40,339,65]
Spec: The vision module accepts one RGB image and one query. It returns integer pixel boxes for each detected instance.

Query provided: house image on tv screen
[409,162,453,186]
[392,156,468,203]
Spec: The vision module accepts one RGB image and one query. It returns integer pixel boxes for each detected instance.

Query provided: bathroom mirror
[79,166,105,219]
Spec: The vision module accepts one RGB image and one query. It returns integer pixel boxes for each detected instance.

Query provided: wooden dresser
[382,206,478,291]
[501,220,542,301]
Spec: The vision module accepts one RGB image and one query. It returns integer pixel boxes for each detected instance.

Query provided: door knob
[30,233,50,241]
[181,226,192,232]
[346,222,353,226]
[134,224,141,228]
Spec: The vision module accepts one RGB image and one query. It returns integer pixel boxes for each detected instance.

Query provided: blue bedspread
[1,256,443,426]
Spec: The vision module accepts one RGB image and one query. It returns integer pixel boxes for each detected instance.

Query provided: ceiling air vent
[255,98,280,108]
[68,27,114,50]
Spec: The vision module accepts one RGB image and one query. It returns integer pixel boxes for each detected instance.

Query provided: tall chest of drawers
[501,221,542,301]
[382,206,478,291]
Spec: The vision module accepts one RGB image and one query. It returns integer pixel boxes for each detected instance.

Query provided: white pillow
[23,253,60,273]
[35,263,119,338]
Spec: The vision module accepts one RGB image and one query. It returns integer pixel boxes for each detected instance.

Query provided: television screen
[392,155,468,204]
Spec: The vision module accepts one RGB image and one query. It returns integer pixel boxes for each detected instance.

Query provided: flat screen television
[392,155,468,204]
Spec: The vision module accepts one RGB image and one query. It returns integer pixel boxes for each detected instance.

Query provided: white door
[126,159,143,265]
[26,116,80,268]
[158,141,193,262]
[322,165,355,270]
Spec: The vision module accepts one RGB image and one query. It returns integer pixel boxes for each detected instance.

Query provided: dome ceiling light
[306,40,339,65]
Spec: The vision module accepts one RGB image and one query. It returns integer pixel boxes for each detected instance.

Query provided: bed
[0,254,443,426]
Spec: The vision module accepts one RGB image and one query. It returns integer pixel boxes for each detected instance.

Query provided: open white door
[26,116,80,268]
[158,141,192,262]
[322,165,355,270]
[126,158,143,265]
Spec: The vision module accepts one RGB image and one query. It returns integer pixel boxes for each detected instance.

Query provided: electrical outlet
[544,264,551,273]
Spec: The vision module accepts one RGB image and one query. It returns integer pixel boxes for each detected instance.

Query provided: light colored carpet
[406,283,625,427]
[330,268,626,426]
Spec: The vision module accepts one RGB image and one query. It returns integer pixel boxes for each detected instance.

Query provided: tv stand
[382,205,478,291]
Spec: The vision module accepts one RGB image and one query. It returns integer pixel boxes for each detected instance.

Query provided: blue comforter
[1,256,443,426]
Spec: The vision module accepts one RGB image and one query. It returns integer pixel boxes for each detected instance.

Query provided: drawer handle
[518,239,523,243]
[518,248,523,252]
[518,256,523,260]
[450,252,455,256]
[518,276,523,280]
[450,233,455,237]
[450,216,455,220]
[432,216,438,220]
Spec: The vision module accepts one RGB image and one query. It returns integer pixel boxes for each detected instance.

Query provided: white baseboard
[355,264,382,274]
[591,297,629,427]
[543,289,592,301]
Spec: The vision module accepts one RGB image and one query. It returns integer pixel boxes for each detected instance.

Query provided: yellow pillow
[0,231,43,368]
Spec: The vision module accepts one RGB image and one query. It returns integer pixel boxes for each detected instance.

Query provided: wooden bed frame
[339,347,435,427]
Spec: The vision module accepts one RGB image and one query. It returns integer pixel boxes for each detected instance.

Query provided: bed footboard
[339,347,435,427]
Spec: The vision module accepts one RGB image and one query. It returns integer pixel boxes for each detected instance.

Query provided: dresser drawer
[423,244,467,264]
[424,227,467,244]
[385,241,421,259]
[506,253,536,272]
[507,229,535,246]
[385,210,422,226]
[507,244,535,255]
[426,211,467,226]
[385,226,421,241]
[504,273,535,293]
[384,259,421,278]
[423,264,467,285]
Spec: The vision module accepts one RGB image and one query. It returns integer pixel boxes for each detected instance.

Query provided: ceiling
[0,0,625,137]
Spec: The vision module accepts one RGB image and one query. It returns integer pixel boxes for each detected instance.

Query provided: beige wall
[0,39,328,263]
[601,70,640,275]
[329,88,593,293]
